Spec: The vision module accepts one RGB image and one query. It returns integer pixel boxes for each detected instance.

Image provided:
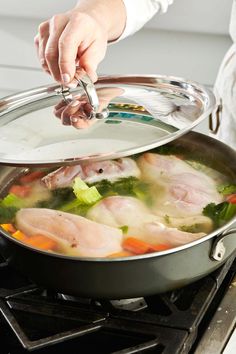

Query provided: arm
[120,0,173,41]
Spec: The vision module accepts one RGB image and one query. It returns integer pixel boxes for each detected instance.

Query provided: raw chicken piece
[42,158,140,189]
[164,215,213,234]
[143,222,205,247]
[87,196,205,247]
[16,208,123,257]
[87,196,158,229]
[137,153,223,217]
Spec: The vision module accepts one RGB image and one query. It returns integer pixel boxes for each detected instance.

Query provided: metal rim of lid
[0,74,216,167]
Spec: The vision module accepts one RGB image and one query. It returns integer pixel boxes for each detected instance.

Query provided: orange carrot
[0,223,16,233]
[107,251,133,258]
[226,194,236,204]
[12,230,28,242]
[123,237,170,255]
[9,185,32,198]
[123,237,152,255]
[150,244,170,251]
[24,234,58,251]
[19,171,46,184]
[12,230,57,251]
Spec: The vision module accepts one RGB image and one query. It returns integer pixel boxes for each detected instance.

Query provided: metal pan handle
[210,228,236,261]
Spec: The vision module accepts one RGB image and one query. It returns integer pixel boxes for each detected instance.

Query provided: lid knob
[60,69,109,120]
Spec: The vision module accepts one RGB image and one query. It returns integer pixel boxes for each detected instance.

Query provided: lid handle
[59,69,109,120]
[76,71,99,116]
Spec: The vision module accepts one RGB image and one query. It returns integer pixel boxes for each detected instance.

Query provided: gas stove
[0,253,235,354]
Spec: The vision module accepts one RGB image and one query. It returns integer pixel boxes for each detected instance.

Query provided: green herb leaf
[119,225,129,234]
[0,206,18,223]
[0,193,25,209]
[90,177,152,203]
[217,184,236,195]
[203,202,236,228]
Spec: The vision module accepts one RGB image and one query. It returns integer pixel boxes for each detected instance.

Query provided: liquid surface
[0,147,235,258]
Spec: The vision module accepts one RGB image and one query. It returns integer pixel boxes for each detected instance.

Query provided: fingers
[36,15,69,81]
[79,39,107,83]
[44,14,69,82]
[58,14,107,84]
[36,21,50,73]
[34,34,39,56]
[35,11,108,86]
[57,14,91,84]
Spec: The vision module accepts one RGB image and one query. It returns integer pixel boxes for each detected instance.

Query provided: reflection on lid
[0,75,215,166]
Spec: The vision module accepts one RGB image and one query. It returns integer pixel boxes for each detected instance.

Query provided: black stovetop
[0,254,235,354]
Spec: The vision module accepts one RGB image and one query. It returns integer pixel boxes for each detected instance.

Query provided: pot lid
[0,74,216,167]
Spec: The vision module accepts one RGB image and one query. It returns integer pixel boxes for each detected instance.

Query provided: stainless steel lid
[0,74,216,167]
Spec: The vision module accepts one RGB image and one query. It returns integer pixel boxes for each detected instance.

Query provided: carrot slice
[19,171,46,184]
[24,234,58,251]
[123,237,152,255]
[123,237,170,255]
[226,194,236,204]
[12,230,28,242]
[9,185,32,198]
[12,231,57,251]
[0,223,16,233]
[107,251,133,258]
[150,244,170,251]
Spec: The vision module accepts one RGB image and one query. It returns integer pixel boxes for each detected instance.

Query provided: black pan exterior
[0,132,235,299]
[0,229,235,299]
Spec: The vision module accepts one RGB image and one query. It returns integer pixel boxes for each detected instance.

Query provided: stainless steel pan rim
[1,217,235,262]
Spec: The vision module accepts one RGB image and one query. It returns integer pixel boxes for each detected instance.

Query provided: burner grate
[0,254,235,353]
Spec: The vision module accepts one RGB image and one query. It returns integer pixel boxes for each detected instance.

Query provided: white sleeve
[119,0,174,41]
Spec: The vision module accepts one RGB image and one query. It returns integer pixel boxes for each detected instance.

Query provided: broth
[0,148,235,258]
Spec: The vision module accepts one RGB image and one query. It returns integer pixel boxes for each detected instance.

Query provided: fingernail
[70,117,78,123]
[67,80,78,89]
[62,73,71,84]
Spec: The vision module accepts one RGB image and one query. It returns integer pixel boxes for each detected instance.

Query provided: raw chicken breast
[87,196,205,247]
[142,222,205,247]
[87,196,158,228]
[42,158,140,189]
[164,215,213,234]
[16,208,123,257]
[137,153,223,217]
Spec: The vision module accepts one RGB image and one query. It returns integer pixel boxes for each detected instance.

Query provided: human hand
[34,0,126,86]
[34,7,108,85]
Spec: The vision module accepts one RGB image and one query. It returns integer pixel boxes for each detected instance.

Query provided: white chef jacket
[212,0,236,149]
[119,0,236,149]
[119,0,173,40]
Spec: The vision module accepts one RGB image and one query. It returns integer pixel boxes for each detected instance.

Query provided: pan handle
[210,228,236,261]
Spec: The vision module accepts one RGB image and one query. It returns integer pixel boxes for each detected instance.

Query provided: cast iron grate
[0,253,235,353]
